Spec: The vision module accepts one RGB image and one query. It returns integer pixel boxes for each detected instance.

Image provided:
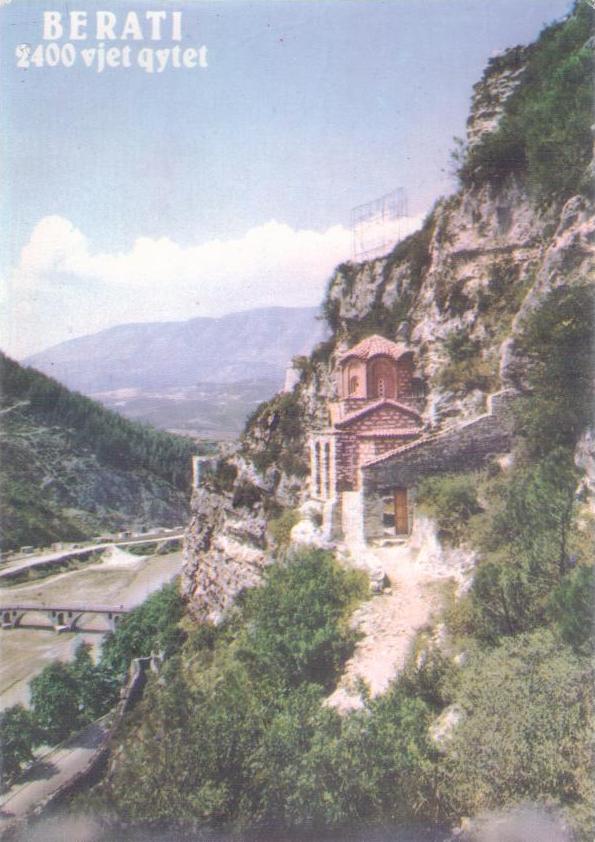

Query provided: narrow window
[315,441,322,497]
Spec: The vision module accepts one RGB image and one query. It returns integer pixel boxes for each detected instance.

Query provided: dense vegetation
[100,550,397,827]
[459,1,593,203]
[0,584,186,788]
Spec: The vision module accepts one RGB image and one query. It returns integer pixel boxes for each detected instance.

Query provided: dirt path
[327,543,444,712]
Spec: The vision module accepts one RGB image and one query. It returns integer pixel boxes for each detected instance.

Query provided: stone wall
[362,390,517,495]
[333,402,423,489]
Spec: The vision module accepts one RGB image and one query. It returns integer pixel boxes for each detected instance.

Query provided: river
[0,547,184,710]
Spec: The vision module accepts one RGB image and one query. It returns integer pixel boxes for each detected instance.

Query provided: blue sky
[1,0,572,357]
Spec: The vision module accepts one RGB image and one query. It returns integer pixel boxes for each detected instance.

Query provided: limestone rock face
[466,46,529,150]
[182,484,268,623]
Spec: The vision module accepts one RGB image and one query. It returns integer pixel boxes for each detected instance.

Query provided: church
[310,334,515,545]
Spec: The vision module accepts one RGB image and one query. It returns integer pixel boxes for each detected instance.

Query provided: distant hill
[0,353,202,551]
[24,306,326,437]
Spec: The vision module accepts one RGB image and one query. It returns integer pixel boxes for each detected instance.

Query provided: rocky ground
[327,543,444,711]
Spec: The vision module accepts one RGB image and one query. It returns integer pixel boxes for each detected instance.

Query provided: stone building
[310,334,516,545]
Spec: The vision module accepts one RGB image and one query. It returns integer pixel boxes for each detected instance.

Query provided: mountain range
[25,306,326,437]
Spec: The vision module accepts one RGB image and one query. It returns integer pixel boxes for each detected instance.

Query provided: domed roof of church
[338,334,412,363]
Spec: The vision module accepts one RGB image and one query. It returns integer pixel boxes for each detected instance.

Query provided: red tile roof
[338,334,412,363]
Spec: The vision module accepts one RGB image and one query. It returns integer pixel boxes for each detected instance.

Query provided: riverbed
[0,547,184,709]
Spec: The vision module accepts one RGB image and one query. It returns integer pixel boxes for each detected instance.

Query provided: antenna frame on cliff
[351,187,408,262]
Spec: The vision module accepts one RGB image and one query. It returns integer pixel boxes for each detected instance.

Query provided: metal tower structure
[351,188,408,261]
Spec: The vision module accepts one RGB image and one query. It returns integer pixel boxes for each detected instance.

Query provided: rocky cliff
[182,9,594,616]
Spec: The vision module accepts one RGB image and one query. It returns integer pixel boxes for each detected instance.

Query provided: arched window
[369,357,396,399]
[324,441,331,498]
[348,375,359,395]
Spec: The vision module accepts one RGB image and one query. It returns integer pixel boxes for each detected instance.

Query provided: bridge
[0,604,130,633]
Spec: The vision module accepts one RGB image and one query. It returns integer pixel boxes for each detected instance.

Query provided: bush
[238,549,367,690]
[513,285,594,456]
[101,581,186,679]
[468,453,579,641]
[548,563,595,655]
[442,630,593,822]
[0,705,41,787]
[416,473,482,544]
[30,662,83,744]
[433,328,496,394]
[268,508,300,551]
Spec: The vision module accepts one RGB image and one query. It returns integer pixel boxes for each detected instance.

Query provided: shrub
[0,705,41,787]
[268,508,300,551]
[468,453,579,641]
[238,549,366,690]
[442,630,593,820]
[416,473,482,544]
[30,662,83,744]
[548,563,595,655]
[433,329,496,394]
[513,284,594,456]
[101,582,186,679]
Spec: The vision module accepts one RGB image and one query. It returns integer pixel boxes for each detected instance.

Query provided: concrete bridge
[0,604,129,632]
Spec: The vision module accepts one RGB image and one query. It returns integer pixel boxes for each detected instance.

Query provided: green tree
[0,705,40,787]
[470,453,579,641]
[548,563,595,655]
[238,549,366,690]
[416,473,482,544]
[100,582,186,679]
[71,642,119,721]
[514,285,594,456]
[30,661,82,743]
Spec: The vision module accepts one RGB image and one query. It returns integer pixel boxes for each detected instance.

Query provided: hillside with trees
[0,353,201,550]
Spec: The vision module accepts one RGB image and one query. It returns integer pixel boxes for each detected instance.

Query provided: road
[0,530,184,580]
[0,716,110,829]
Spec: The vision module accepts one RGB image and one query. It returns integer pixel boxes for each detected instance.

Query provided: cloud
[2,212,424,358]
